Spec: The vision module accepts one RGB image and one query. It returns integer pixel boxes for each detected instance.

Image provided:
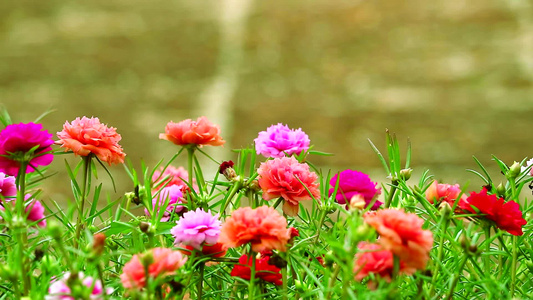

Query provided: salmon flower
[120,248,187,290]
[425,180,466,209]
[56,117,125,165]
[219,206,291,252]
[159,117,225,147]
[354,242,415,282]
[459,188,527,236]
[257,157,320,216]
[363,209,433,270]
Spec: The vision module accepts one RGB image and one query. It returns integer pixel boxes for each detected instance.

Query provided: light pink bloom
[171,208,221,250]
[56,117,125,165]
[145,185,185,222]
[45,272,113,300]
[152,165,195,193]
[254,123,310,158]
[0,172,16,200]
[257,156,320,216]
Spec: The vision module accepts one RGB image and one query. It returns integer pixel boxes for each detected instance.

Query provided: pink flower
[152,165,194,193]
[254,123,310,158]
[145,185,185,222]
[0,122,54,176]
[363,209,433,270]
[257,157,320,216]
[354,242,415,282]
[328,170,382,210]
[159,117,225,147]
[522,158,533,176]
[171,208,221,250]
[459,188,527,236]
[45,272,113,300]
[56,117,125,165]
[219,206,291,252]
[121,248,187,290]
[0,172,16,200]
[0,194,47,227]
[425,180,466,209]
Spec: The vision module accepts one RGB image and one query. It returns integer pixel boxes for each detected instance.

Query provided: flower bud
[348,194,366,211]
[507,161,521,179]
[496,183,506,198]
[400,168,412,181]
[93,233,106,256]
[48,221,63,241]
[438,201,452,218]
[139,222,151,234]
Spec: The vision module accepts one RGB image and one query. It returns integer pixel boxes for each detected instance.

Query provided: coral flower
[152,165,191,193]
[257,157,320,216]
[121,248,187,290]
[254,123,310,158]
[171,208,221,250]
[145,185,185,222]
[0,122,54,176]
[0,172,16,200]
[459,188,527,236]
[425,180,466,209]
[56,117,125,165]
[230,253,282,286]
[219,206,291,252]
[354,242,415,282]
[46,272,113,300]
[329,169,382,210]
[363,209,433,270]
[159,117,225,147]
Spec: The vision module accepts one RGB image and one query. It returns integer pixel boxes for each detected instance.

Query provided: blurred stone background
[1,0,532,202]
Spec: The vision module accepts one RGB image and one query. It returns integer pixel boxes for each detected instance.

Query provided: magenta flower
[171,208,221,250]
[329,169,382,210]
[254,123,310,158]
[46,272,113,300]
[145,185,185,222]
[0,172,16,200]
[0,194,47,227]
[0,122,54,176]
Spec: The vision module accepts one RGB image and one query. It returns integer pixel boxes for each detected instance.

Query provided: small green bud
[142,251,154,267]
[139,222,151,233]
[439,202,452,218]
[507,161,521,179]
[496,183,506,197]
[400,168,412,181]
[48,221,63,240]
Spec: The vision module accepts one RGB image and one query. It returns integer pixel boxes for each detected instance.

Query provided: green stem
[484,226,491,274]
[510,235,518,297]
[282,265,288,300]
[445,254,468,300]
[74,155,92,249]
[186,147,197,209]
[325,263,342,299]
[15,161,30,295]
[384,181,398,208]
[197,262,205,300]
[248,250,256,300]
[429,214,451,296]
[96,264,108,300]
[221,180,242,214]
[392,254,400,280]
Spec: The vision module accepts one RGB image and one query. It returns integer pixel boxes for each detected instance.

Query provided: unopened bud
[496,183,506,197]
[142,251,154,268]
[507,161,521,179]
[400,168,412,181]
[348,195,366,211]
[48,221,63,240]
[438,202,452,218]
[139,222,151,233]
[93,233,106,255]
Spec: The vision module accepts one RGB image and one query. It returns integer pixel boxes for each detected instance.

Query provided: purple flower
[145,185,185,222]
[171,208,221,250]
[0,122,54,176]
[254,123,310,158]
[46,272,113,300]
[1,194,47,227]
[0,172,16,200]
[328,170,382,210]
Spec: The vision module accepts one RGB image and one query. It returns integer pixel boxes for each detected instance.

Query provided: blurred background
[1,0,532,203]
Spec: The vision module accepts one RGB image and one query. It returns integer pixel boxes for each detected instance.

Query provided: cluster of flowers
[0,114,529,298]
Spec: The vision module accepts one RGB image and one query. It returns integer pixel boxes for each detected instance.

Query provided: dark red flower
[179,242,227,258]
[230,254,282,285]
[459,188,527,236]
[219,160,234,174]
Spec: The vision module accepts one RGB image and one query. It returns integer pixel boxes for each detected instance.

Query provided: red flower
[230,254,282,285]
[459,189,527,236]
[179,242,227,258]
[354,242,415,282]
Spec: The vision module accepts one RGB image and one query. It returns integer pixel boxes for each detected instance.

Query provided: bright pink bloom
[145,185,185,222]
[363,209,433,270]
[159,117,225,147]
[46,272,113,300]
[0,194,47,227]
[254,123,310,158]
[0,122,54,176]
[0,172,16,199]
[230,253,282,285]
[425,180,466,209]
[56,117,125,165]
[121,248,187,290]
[171,208,221,250]
[459,188,527,236]
[152,165,192,193]
[354,242,415,282]
[219,206,291,252]
[329,170,382,210]
[257,157,320,216]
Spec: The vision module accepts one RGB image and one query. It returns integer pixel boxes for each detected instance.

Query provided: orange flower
[120,247,187,290]
[159,117,225,147]
[56,117,125,165]
[218,206,291,252]
[363,209,433,270]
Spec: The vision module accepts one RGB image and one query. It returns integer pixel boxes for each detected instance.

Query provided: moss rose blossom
[354,242,415,282]
[159,116,225,147]
[328,169,382,210]
[254,123,310,158]
[171,208,221,250]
